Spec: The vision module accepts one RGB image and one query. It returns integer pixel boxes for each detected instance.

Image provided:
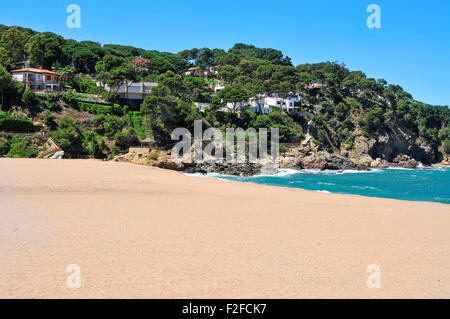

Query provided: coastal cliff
[280,122,446,171]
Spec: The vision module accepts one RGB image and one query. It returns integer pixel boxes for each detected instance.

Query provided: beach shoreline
[198,166,450,204]
[1,158,450,298]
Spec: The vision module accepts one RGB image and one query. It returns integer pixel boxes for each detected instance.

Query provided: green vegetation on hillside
[0,24,448,163]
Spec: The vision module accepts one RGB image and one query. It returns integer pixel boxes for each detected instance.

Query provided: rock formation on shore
[114,136,449,176]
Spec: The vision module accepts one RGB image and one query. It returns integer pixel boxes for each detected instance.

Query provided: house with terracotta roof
[131,57,151,69]
[11,68,62,92]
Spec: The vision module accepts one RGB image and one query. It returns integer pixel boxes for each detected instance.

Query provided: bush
[83,131,109,158]
[148,152,159,160]
[442,139,450,155]
[42,100,60,111]
[22,88,40,111]
[50,116,83,157]
[114,127,139,150]
[106,94,120,104]
[61,91,80,107]
[78,102,124,116]
[72,74,105,95]
[111,145,121,155]
[46,93,58,103]
[0,115,39,132]
[335,102,349,120]
[43,110,57,130]
[79,102,111,114]
[0,136,9,156]
[92,114,125,138]
[358,107,385,132]
[51,128,77,149]
[6,136,39,158]
[129,111,147,138]
[439,127,450,142]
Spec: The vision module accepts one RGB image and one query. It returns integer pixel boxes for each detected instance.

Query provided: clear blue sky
[1,0,449,106]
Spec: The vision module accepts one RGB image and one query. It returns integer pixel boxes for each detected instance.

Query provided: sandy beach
[0,158,449,298]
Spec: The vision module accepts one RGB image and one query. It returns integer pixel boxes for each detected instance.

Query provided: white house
[221,97,294,113]
[101,81,158,106]
[102,81,158,99]
[251,97,295,113]
[214,84,226,93]
[270,92,301,103]
[214,91,299,113]
[11,68,62,92]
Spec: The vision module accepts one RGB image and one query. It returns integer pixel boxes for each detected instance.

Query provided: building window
[46,75,51,81]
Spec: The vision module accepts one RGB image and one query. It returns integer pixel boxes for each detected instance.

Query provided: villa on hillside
[184,67,215,78]
[251,97,295,113]
[271,92,302,103]
[217,96,295,113]
[11,68,62,92]
[306,81,326,89]
[101,81,158,107]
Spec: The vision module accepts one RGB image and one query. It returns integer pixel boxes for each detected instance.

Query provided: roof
[131,56,151,65]
[11,68,61,76]
[141,82,158,86]
[266,97,293,102]
[128,81,158,87]
[140,138,156,143]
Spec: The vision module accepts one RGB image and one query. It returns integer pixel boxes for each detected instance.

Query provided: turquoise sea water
[214,167,450,204]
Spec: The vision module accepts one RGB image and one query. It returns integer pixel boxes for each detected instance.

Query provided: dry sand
[0,158,449,298]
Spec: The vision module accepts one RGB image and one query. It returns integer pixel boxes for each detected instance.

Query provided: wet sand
[0,158,449,298]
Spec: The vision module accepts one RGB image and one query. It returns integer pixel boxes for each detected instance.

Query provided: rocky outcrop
[435,155,450,167]
[115,151,263,176]
[185,162,262,176]
[114,151,186,171]
[369,158,389,168]
[349,126,437,166]
[389,154,419,169]
[280,149,367,171]
[307,152,367,170]
[115,128,443,176]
